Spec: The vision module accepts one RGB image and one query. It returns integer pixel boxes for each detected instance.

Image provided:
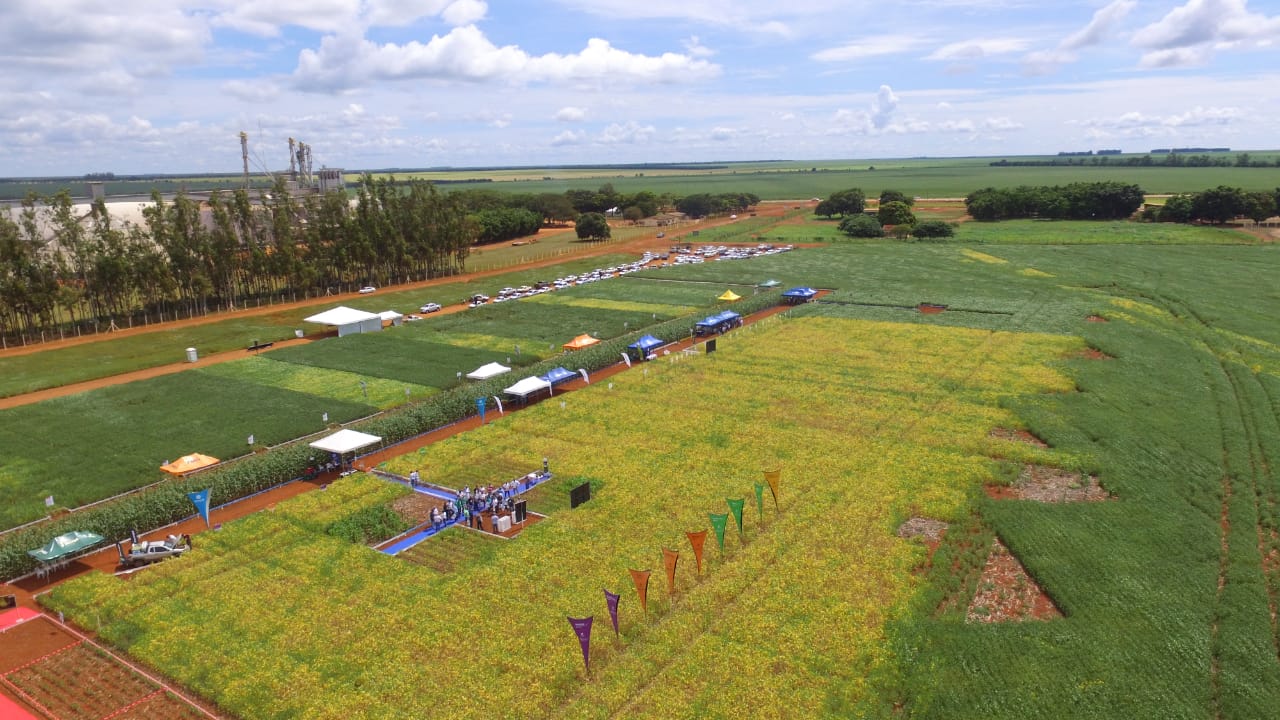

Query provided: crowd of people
[410,470,551,533]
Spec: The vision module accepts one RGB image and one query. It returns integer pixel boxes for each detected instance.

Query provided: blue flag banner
[188,489,212,527]
[476,396,487,423]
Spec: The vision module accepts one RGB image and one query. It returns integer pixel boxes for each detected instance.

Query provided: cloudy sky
[1,0,1277,176]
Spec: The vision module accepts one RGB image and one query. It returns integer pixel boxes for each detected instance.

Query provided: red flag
[629,569,651,614]
[662,548,679,594]
[686,530,707,573]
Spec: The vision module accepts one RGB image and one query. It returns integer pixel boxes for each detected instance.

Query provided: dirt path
[0,292,812,609]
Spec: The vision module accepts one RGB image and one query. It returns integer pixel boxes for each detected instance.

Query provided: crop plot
[47,316,1079,719]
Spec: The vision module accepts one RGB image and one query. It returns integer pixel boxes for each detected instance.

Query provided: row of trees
[990,152,1278,168]
[964,182,1145,221]
[0,174,474,338]
[1147,186,1280,224]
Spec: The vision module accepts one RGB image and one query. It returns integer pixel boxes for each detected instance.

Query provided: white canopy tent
[503,376,552,400]
[303,306,383,337]
[377,310,404,327]
[309,429,383,455]
[467,362,512,380]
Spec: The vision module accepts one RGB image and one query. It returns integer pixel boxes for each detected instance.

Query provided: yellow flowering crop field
[47,316,1081,719]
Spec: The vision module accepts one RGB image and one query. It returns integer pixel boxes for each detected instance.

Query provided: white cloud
[1133,0,1280,68]
[597,121,656,144]
[550,129,586,146]
[871,84,898,129]
[709,126,736,141]
[555,106,587,122]
[925,37,1029,61]
[293,26,720,91]
[1022,0,1135,75]
[812,35,926,63]
[683,36,714,58]
[441,0,488,26]
[1072,105,1243,136]
[222,79,283,103]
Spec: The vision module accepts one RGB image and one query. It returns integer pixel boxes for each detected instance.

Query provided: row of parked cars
[414,243,795,314]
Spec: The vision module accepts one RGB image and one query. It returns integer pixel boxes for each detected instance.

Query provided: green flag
[726,498,745,536]
[708,512,729,551]
[754,483,765,522]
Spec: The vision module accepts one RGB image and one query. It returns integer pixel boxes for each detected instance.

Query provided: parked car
[358,286,377,294]
[420,302,442,313]
[119,534,191,568]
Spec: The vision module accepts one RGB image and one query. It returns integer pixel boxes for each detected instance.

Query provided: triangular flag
[187,488,212,527]
[754,483,765,522]
[604,589,620,636]
[567,616,593,672]
[726,498,745,537]
[629,569,651,614]
[708,513,728,551]
[763,468,781,509]
[686,530,707,573]
[662,548,679,595]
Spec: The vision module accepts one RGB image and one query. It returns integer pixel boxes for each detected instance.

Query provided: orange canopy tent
[160,453,220,476]
[562,334,601,350]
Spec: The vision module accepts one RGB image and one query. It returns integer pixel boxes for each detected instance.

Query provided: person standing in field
[409,469,420,488]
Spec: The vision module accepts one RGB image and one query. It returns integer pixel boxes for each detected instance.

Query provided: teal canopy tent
[28,531,104,562]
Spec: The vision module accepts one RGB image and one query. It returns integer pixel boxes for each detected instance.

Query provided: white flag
[44,495,54,507]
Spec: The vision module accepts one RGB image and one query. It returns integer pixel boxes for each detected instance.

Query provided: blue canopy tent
[539,367,577,390]
[694,311,743,336]
[627,334,664,359]
[782,287,818,305]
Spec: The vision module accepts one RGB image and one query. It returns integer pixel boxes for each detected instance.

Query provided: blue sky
[1,0,1277,175]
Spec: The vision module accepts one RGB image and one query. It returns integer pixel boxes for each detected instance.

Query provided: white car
[358,286,377,294]
[420,302,442,313]
[120,534,191,567]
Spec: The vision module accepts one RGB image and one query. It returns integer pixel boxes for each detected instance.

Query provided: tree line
[964,182,1145,221]
[990,152,1278,168]
[0,174,473,339]
[1144,186,1280,224]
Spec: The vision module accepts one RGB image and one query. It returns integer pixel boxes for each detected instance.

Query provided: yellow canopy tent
[160,453,220,476]
[717,289,742,302]
[562,334,601,350]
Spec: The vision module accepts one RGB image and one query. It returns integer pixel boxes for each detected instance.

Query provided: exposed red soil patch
[1071,347,1112,360]
[0,615,214,719]
[1085,314,1109,323]
[985,465,1110,503]
[967,539,1061,623]
[988,427,1049,448]
[897,517,949,559]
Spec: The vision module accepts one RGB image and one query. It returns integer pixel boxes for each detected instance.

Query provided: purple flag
[567,616,593,671]
[604,589,620,636]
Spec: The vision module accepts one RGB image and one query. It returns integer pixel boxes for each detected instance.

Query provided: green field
[0,371,376,527]
[7,190,1280,717]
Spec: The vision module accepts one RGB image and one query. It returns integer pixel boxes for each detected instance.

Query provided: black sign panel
[569,482,592,508]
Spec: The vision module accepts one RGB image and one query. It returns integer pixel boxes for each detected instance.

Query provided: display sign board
[570,482,592,508]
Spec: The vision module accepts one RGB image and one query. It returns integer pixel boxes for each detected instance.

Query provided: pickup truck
[119,534,191,567]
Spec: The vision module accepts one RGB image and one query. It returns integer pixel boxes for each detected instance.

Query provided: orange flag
[686,530,707,573]
[763,468,781,509]
[629,568,652,614]
[662,548,680,594]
